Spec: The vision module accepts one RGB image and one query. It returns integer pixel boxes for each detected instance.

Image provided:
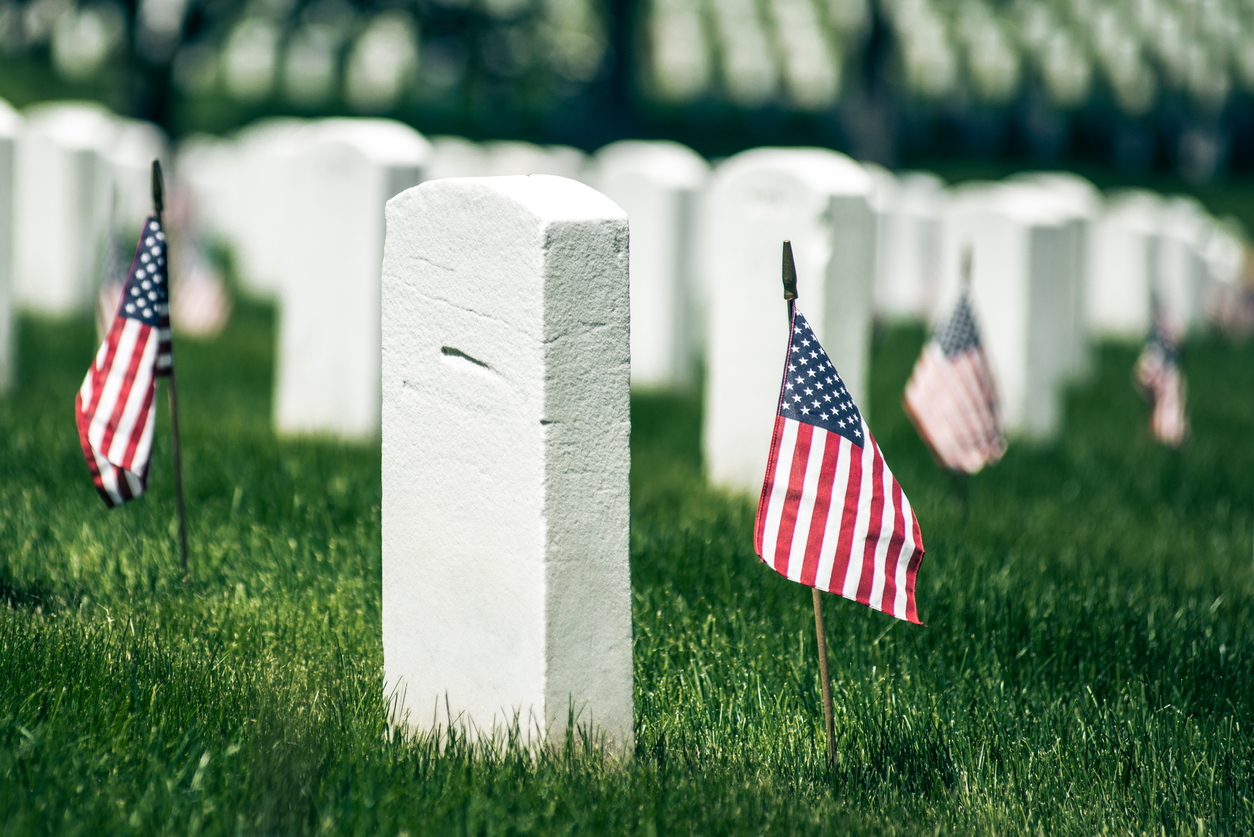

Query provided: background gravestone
[0,100,18,393]
[14,101,117,315]
[381,175,633,748]
[593,140,708,388]
[939,183,1081,439]
[701,147,876,493]
[1087,190,1161,340]
[273,118,430,439]
[871,169,947,322]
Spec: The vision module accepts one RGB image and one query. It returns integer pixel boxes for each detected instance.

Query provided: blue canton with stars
[777,308,865,446]
[120,218,169,327]
[935,291,981,357]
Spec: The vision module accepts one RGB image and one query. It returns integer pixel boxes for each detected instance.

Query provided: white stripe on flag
[785,427,829,582]
[105,332,157,466]
[867,441,896,610]
[87,320,143,451]
[759,418,799,569]
[812,433,853,590]
[893,491,918,620]
[841,422,877,599]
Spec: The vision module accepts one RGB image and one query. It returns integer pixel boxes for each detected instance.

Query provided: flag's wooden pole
[782,240,837,765]
[152,160,190,579]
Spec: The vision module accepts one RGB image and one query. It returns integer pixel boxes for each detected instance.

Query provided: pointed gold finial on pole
[151,159,165,220]
[782,240,798,302]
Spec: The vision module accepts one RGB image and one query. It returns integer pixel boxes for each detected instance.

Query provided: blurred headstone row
[3,1,1254,176]
[0,99,1249,468]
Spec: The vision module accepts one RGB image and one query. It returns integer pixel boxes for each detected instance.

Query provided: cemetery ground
[0,301,1250,836]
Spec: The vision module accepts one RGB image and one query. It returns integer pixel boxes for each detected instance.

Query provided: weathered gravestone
[592,140,708,387]
[104,119,168,233]
[1086,190,1161,339]
[14,101,117,314]
[938,182,1082,439]
[1157,196,1210,335]
[1011,172,1102,380]
[870,169,946,322]
[426,135,489,180]
[0,100,18,392]
[701,148,876,493]
[483,141,589,182]
[224,118,311,297]
[273,118,430,439]
[381,175,633,748]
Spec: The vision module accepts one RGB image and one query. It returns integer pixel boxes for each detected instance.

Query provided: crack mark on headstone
[441,346,496,374]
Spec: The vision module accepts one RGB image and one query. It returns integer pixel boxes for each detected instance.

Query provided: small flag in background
[903,289,1006,474]
[755,308,926,624]
[1134,317,1188,447]
[76,216,172,507]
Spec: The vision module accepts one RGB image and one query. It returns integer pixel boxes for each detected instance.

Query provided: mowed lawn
[0,300,1251,836]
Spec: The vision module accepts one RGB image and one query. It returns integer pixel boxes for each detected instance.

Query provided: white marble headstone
[104,119,168,233]
[273,118,430,439]
[938,183,1082,439]
[871,169,947,322]
[224,118,311,296]
[701,148,876,493]
[0,100,19,392]
[483,141,589,182]
[381,175,633,748]
[425,135,490,180]
[14,101,117,314]
[593,140,708,387]
[1157,196,1210,335]
[1011,172,1103,378]
[1086,190,1161,339]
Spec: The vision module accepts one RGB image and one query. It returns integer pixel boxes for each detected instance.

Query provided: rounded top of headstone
[401,175,626,225]
[0,97,20,136]
[1009,170,1102,218]
[861,161,897,212]
[22,100,117,151]
[483,141,589,181]
[106,118,168,170]
[951,180,1080,226]
[1104,189,1164,233]
[592,140,709,189]
[897,171,948,214]
[427,135,490,179]
[1160,195,1210,244]
[711,147,873,196]
[306,117,432,167]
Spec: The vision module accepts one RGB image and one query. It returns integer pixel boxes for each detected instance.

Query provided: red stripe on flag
[85,324,125,419]
[825,440,863,592]
[98,324,151,459]
[754,414,788,557]
[798,432,840,587]
[879,478,907,615]
[855,448,886,606]
[773,423,814,574]
[904,514,925,624]
[120,362,157,471]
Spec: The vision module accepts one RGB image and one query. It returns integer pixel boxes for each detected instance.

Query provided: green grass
[1,303,1252,835]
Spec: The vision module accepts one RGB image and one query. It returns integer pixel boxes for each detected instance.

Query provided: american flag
[76,215,173,507]
[903,290,1006,473]
[1134,317,1188,446]
[755,308,926,624]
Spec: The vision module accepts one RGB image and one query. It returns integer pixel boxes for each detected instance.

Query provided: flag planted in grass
[903,288,1006,474]
[755,307,925,624]
[75,215,172,507]
[1134,316,1188,447]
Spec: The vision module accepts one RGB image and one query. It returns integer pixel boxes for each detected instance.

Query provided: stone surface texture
[381,175,633,749]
